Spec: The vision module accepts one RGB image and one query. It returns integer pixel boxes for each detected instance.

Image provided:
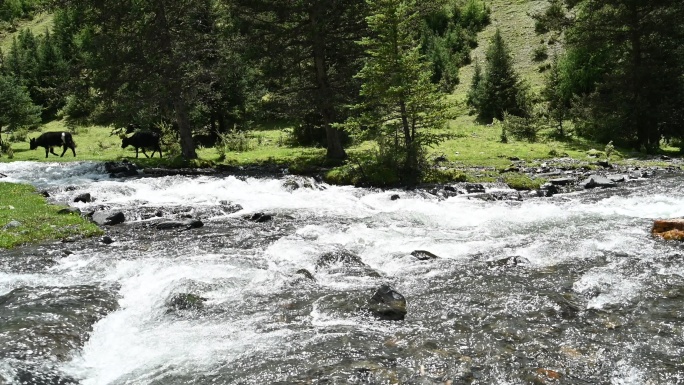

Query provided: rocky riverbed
[1,160,683,384]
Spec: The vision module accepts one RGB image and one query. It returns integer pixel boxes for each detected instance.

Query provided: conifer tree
[351,0,449,182]
[473,28,528,123]
[541,53,569,137]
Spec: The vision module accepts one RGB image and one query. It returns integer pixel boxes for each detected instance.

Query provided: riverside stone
[652,219,684,241]
[581,175,617,189]
[91,211,125,226]
[368,285,407,321]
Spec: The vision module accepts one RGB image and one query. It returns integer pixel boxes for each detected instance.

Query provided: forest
[1,0,683,183]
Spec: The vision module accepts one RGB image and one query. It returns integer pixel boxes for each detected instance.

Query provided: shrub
[502,112,541,142]
[532,45,548,62]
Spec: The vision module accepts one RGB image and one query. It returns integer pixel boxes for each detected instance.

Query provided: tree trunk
[311,4,347,161]
[174,97,197,159]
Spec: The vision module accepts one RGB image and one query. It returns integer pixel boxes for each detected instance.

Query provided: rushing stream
[1,161,683,385]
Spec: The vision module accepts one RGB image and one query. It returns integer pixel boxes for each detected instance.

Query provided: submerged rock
[315,249,381,278]
[367,285,407,321]
[0,285,118,362]
[166,293,206,312]
[487,256,530,268]
[244,212,273,223]
[652,218,684,241]
[155,219,204,231]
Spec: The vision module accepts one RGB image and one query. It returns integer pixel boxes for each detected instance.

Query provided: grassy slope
[0,12,54,52]
[0,182,102,249]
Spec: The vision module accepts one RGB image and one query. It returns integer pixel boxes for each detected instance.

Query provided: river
[0,161,683,384]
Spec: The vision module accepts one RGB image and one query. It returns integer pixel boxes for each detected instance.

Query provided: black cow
[29,132,77,158]
[121,131,162,158]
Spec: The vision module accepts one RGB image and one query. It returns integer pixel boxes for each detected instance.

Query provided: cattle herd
[27,125,163,159]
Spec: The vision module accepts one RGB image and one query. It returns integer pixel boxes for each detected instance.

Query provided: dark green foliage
[232,0,368,160]
[1,27,69,121]
[349,0,449,184]
[558,0,684,150]
[468,29,529,123]
[0,0,44,25]
[502,112,540,142]
[0,74,41,147]
[420,0,490,92]
[541,53,570,137]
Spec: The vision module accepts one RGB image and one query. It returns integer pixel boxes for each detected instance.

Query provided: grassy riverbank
[0,182,102,249]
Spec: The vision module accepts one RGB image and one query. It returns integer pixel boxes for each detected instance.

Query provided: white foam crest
[610,360,646,385]
[573,267,644,309]
[62,253,292,384]
[0,161,107,188]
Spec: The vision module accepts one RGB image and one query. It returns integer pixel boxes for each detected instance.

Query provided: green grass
[0,12,54,53]
[0,182,103,249]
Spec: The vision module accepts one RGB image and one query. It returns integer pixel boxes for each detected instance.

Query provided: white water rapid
[1,161,683,384]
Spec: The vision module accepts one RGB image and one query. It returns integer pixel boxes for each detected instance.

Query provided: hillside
[454,0,555,103]
[0,12,53,53]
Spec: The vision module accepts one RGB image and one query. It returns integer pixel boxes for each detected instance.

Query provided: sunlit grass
[0,182,102,249]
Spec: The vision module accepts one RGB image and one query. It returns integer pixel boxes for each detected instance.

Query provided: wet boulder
[155,219,204,231]
[411,250,440,260]
[367,285,407,321]
[464,183,486,194]
[581,175,617,189]
[487,256,530,268]
[100,236,114,244]
[166,293,206,312]
[315,249,381,278]
[91,210,125,226]
[104,160,139,177]
[244,212,273,223]
[289,269,317,286]
[390,194,400,201]
[73,193,91,203]
[14,366,79,385]
[652,218,684,241]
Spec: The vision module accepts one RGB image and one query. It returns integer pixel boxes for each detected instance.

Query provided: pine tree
[475,28,528,123]
[541,53,569,137]
[351,0,449,182]
[466,59,483,111]
[560,0,684,150]
[0,74,41,146]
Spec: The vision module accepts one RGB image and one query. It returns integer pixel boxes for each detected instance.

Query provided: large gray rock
[91,211,125,226]
[581,175,617,189]
[315,249,381,278]
[367,285,407,321]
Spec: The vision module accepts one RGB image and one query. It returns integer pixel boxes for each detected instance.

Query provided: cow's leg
[141,148,149,158]
[60,145,68,157]
[49,147,59,157]
[45,148,49,158]
[135,148,139,158]
[70,145,76,157]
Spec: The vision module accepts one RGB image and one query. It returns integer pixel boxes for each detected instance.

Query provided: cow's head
[29,138,37,150]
